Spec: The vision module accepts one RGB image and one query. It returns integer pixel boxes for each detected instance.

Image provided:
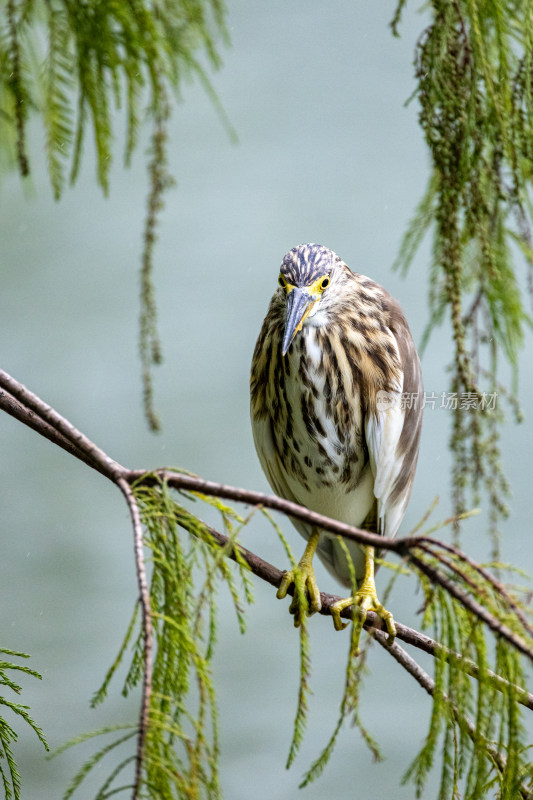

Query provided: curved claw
[329,600,351,632]
[329,590,397,652]
[276,570,295,601]
[328,545,396,651]
[277,565,322,627]
[276,531,322,627]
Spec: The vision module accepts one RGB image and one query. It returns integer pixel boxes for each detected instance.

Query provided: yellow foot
[329,588,396,652]
[276,532,322,627]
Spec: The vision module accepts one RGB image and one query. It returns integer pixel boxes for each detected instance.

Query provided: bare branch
[127,469,390,551]
[193,517,533,711]
[0,369,122,480]
[1,367,532,721]
[0,386,110,477]
[128,468,533,661]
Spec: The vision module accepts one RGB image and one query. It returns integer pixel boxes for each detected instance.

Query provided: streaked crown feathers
[280,243,340,287]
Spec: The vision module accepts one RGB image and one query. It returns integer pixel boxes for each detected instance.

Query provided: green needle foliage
[300,537,382,790]
[403,525,533,800]
[0,0,230,430]
[59,478,255,799]
[259,509,313,770]
[61,488,533,800]
[416,592,529,798]
[0,648,47,800]
[392,1,533,553]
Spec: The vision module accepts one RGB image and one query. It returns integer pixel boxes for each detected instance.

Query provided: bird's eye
[278,274,287,289]
[319,276,330,291]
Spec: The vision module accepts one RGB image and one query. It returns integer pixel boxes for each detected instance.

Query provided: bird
[250,243,423,648]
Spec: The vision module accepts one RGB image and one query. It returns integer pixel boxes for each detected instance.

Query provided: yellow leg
[329,546,396,651]
[277,530,322,627]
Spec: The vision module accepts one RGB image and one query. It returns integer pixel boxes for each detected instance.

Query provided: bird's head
[278,243,340,355]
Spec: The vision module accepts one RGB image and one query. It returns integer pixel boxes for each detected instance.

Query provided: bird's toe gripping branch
[329,546,396,653]
[276,538,396,648]
[329,589,396,653]
[276,531,322,627]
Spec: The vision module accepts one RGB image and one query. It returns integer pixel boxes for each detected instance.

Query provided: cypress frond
[6,0,29,177]
[61,731,138,800]
[212,549,247,636]
[69,90,86,186]
[230,532,255,606]
[50,723,137,759]
[402,592,446,794]
[261,507,297,568]
[262,503,315,770]
[0,0,231,428]
[300,537,380,788]
[0,650,48,800]
[299,618,379,789]
[94,755,136,800]
[393,0,533,544]
[0,731,20,800]
[91,602,140,708]
[403,538,533,800]
[140,84,172,433]
[285,608,311,769]
[464,624,490,798]
[392,172,437,277]
[42,2,73,199]
[299,712,344,789]
[0,760,12,800]
[63,480,255,798]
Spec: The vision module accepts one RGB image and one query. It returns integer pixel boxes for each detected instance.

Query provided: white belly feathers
[280,327,375,530]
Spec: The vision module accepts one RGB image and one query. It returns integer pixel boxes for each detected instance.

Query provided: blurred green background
[1,2,532,798]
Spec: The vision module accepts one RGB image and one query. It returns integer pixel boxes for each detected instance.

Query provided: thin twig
[371,633,532,800]
[0,370,121,480]
[408,552,533,661]
[416,540,488,596]
[117,479,152,800]
[423,536,533,639]
[416,540,533,647]
[127,469,393,552]
[0,387,110,477]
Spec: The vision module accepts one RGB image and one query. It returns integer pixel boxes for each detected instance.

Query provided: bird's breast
[273,327,371,508]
